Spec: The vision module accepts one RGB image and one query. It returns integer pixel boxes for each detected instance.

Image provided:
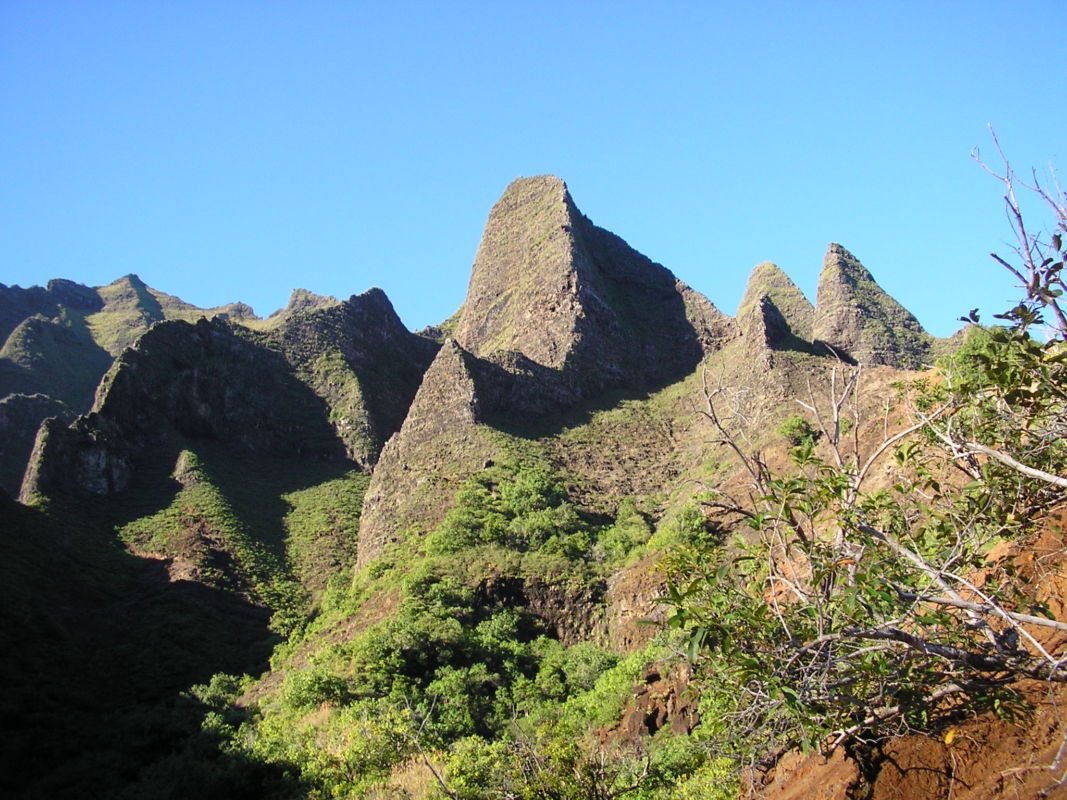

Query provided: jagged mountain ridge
[5,175,951,523]
[1,174,973,798]
[357,177,951,564]
[19,288,436,500]
[7,174,954,578]
[0,274,256,495]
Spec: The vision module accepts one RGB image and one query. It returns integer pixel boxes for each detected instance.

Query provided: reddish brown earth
[748,514,1067,800]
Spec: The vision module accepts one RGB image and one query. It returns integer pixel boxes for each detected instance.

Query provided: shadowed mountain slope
[0,393,73,498]
[0,275,258,494]
[20,317,347,501]
[358,176,738,565]
[456,175,737,399]
[737,261,814,342]
[0,313,112,410]
[265,287,439,467]
[0,278,103,343]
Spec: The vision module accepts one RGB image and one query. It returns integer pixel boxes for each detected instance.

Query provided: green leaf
[1029,603,1056,620]
[687,627,706,663]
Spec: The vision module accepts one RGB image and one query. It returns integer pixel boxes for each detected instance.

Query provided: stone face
[735,262,817,367]
[456,176,581,366]
[812,243,934,368]
[268,288,439,467]
[738,262,814,342]
[357,340,499,565]
[0,393,73,497]
[455,175,737,402]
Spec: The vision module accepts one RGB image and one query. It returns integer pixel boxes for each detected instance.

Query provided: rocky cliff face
[265,288,340,324]
[357,339,499,564]
[812,243,937,367]
[0,393,72,497]
[456,175,737,400]
[734,261,817,368]
[0,275,263,494]
[20,286,439,501]
[268,288,439,468]
[20,318,346,500]
[738,261,814,342]
[359,182,960,567]
[357,176,739,565]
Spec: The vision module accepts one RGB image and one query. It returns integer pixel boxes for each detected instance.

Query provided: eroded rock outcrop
[21,317,345,500]
[269,288,439,467]
[0,393,73,497]
[357,176,739,565]
[357,339,499,564]
[739,296,795,370]
[456,175,737,401]
[264,287,341,326]
[16,279,438,500]
[812,243,935,368]
[738,261,814,343]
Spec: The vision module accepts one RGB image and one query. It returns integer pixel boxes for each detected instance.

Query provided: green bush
[776,414,820,447]
[426,464,593,557]
[281,666,351,710]
[594,498,652,563]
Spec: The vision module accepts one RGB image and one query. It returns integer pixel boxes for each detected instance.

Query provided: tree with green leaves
[665,146,1067,771]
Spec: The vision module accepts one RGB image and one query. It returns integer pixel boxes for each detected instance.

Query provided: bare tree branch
[896,592,1067,633]
[964,441,1067,488]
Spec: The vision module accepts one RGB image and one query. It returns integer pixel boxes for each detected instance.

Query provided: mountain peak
[812,243,932,367]
[737,261,814,341]
[285,288,340,313]
[453,175,733,400]
[820,243,876,287]
[455,175,581,366]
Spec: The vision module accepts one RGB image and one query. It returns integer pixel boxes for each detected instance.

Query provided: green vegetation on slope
[297,350,377,463]
[664,181,1067,776]
[0,311,112,410]
[182,455,730,799]
[87,275,256,355]
[117,445,369,636]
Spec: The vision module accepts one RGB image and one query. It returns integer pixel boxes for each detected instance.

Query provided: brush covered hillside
[2,175,1066,800]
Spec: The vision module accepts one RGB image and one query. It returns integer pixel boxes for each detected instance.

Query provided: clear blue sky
[3,1,1064,336]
